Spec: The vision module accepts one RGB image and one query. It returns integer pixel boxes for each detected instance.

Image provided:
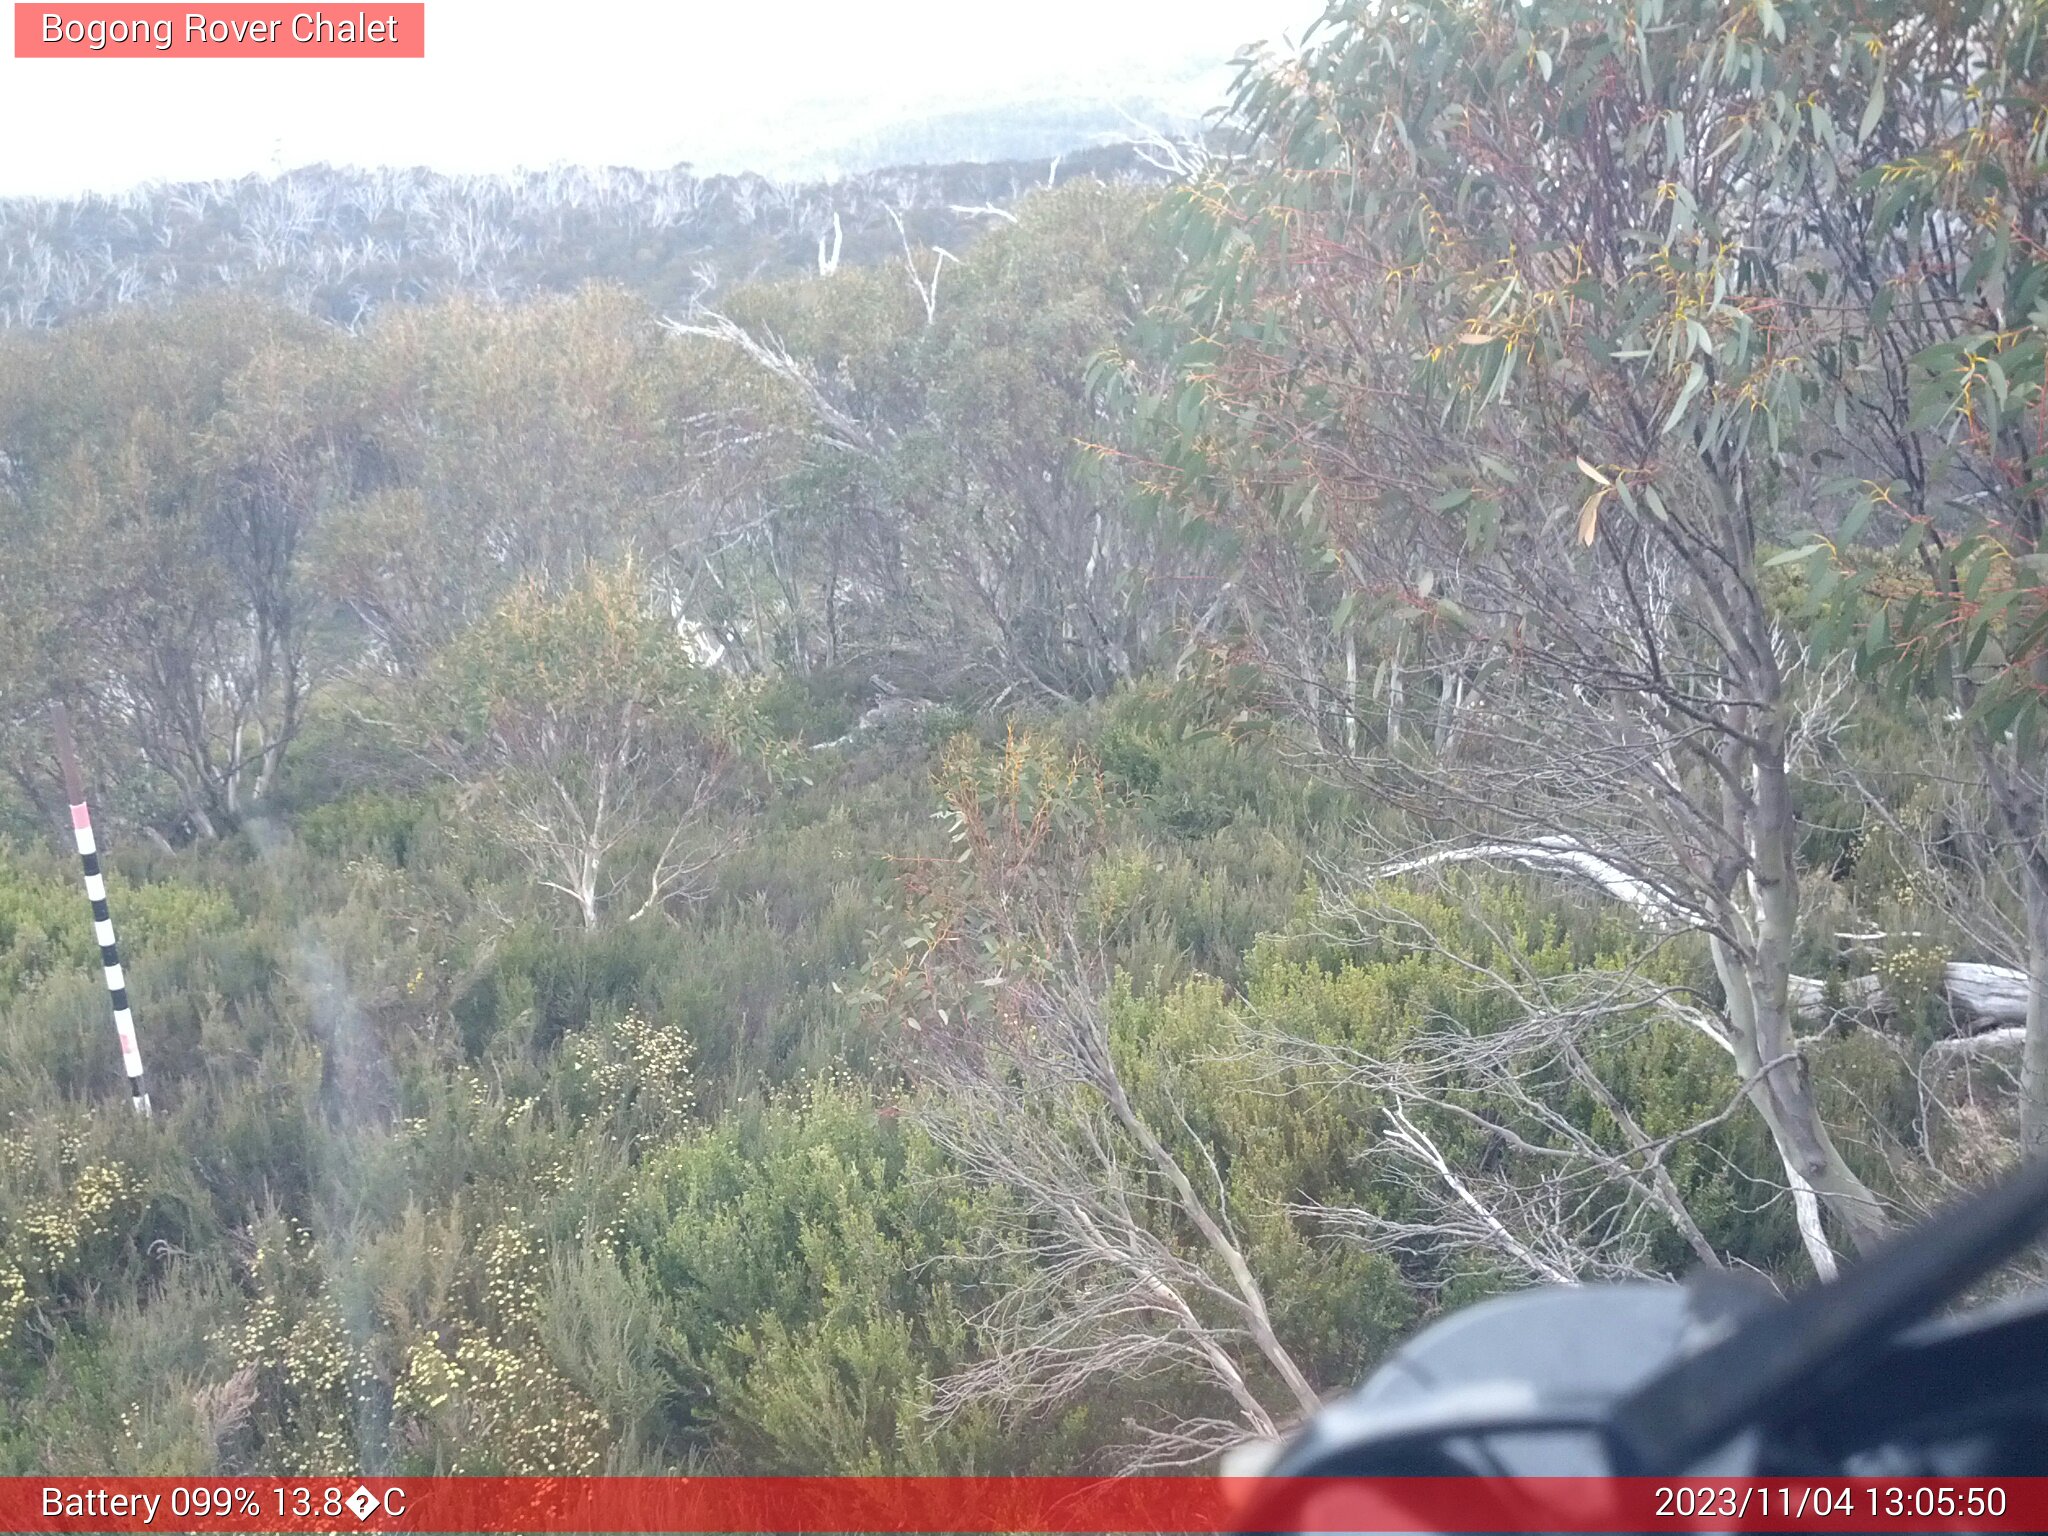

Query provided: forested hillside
[4,0,2047,1478]
[0,146,1166,330]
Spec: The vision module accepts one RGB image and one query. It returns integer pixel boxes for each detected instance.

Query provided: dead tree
[916,977,1319,1468]
[1254,881,1745,1285]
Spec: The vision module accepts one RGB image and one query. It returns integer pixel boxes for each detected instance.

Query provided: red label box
[14,3,424,56]
[3,1477,2047,1534]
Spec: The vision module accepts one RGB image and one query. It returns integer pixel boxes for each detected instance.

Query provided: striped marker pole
[51,704,151,1114]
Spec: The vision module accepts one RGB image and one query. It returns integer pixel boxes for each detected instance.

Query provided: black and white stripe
[53,705,151,1114]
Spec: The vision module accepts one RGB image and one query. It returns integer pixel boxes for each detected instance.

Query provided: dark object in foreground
[1248,1156,2048,1523]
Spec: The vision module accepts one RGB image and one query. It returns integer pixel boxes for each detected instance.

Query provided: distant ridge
[0,141,1188,330]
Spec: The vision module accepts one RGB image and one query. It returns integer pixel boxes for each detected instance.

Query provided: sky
[0,0,1322,197]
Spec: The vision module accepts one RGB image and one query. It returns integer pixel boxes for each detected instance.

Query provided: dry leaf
[1577,488,1605,545]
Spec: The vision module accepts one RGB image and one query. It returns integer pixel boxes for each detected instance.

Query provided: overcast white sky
[0,0,1321,197]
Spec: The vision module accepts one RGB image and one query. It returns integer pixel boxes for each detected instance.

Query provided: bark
[1738,740,1890,1257]
[2023,869,2048,1158]
[1971,735,2048,1158]
[1713,932,1886,1266]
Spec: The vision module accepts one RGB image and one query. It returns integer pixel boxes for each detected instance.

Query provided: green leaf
[1765,543,1826,568]
[1837,497,1874,547]
[1663,363,1707,435]
[1962,550,1995,604]
[1858,76,1886,145]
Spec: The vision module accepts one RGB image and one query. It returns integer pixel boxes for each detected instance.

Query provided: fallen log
[1788,962,2029,1035]
[1369,838,2034,1038]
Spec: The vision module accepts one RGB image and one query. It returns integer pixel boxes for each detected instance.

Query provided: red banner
[1,1477,2042,1533]
[13,5,424,57]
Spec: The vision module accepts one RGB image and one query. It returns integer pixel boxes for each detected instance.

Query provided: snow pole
[51,703,151,1114]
